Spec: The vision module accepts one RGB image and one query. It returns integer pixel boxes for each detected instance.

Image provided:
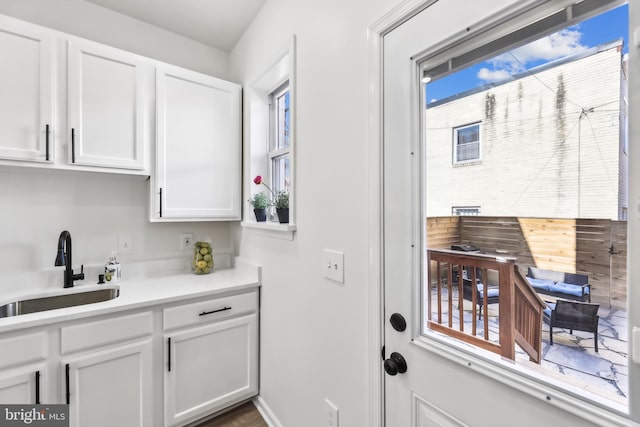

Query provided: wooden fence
[426,216,628,309]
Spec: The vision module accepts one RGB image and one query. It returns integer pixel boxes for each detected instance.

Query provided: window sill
[241,221,297,240]
[453,160,482,167]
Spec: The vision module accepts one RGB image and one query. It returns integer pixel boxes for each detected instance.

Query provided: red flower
[253,175,275,199]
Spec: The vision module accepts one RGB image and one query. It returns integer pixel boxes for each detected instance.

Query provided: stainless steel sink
[0,287,120,318]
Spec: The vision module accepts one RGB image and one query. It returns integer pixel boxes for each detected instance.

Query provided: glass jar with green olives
[192,241,213,274]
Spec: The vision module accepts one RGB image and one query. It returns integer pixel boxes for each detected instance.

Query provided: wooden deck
[427,249,545,362]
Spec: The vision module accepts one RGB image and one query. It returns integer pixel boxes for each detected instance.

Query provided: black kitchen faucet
[55,230,84,288]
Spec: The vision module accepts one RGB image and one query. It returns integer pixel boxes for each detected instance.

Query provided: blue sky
[426,4,629,104]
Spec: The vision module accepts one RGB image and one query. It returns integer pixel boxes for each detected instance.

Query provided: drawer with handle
[163,290,258,331]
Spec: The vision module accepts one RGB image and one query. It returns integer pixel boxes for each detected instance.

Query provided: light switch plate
[324,249,344,283]
[635,27,640,47]
[633,326,640,364]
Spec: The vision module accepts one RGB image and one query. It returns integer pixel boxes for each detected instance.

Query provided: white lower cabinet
[0,332,48,404]
[0,365,45,404]
[164,314,259,426]
[0,287,259,426]
[63,339,153,427]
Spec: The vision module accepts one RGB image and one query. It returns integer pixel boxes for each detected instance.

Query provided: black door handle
[71,128,76,163]
[199,306,231,316]
[65,364,70,404]
[45,125,50,161]
[35,370,40,404]
[167,337,171,372]
[384,352,407,376]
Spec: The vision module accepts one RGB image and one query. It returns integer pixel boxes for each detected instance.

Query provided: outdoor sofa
[526,267,591,302]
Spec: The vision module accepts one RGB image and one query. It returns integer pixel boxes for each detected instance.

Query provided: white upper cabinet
[0,16,54,163]
[154,64,241,221]
[68,39,147,170]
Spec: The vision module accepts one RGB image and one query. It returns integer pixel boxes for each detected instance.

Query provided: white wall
[0,2,232,284]
[229,0,398,426]
[231,0,640,426]
[0,0,230,79]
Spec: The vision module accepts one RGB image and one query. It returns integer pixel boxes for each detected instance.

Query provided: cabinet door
[68,39,146,170]
[64,340,153,427]
[0,16,54,162]
[165,314,258,426]
[155,64,241,220]
[0,365,45,404]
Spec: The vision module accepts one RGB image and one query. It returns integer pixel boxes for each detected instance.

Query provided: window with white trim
[242,36,296,237]
[270,82,291,196]
[453,123,480,163]
[452,206,480,216]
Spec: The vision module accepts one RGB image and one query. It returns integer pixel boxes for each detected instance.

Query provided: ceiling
[85,0,266,52]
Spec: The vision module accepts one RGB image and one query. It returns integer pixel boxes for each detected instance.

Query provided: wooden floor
[195,401,268,427]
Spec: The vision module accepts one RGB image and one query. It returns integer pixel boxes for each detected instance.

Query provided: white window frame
[452,206,480,216]
[269,82,291,196]
[453,122,481,164]
[241,36,296,239]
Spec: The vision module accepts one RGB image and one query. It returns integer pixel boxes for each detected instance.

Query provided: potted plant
[248,192,268,221]
[274,191,289,223]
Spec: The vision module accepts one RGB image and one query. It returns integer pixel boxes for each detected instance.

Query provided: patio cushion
[528,267,565,282]
[476,283,499,298]
[527,278,552,291]
[549,281,589,297]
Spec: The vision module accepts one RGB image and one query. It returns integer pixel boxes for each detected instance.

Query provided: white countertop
[0,259,261,333]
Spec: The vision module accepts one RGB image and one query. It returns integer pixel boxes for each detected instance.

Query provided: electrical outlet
[118,234,132,254]
[325,399,339,427]
[180,233,194,250]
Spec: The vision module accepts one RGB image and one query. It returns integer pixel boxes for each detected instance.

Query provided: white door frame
[367,1,639,426]
[367,3,437,426]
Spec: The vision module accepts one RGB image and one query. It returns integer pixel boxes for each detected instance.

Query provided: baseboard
[252,395,283,427]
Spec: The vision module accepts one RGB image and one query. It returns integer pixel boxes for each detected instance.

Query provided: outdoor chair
[544,300,600,352]
[462,277,499,320]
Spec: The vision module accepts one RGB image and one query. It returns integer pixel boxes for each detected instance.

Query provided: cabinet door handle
[199,306,232,316]
[159,188,163,218]
[167,337,171,372]
[71,128,76,163]
[35,370,40,404]
[65,363,70,405]
[45,125,50,161]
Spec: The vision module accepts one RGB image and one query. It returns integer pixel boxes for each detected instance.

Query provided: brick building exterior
[425,40,628,220]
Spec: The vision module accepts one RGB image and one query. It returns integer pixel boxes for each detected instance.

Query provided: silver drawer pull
[199,306,231,316]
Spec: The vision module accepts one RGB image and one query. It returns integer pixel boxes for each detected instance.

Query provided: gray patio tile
[600,336,629,354]
[615,372,629,397]
[544,345,610,376]
[598,307,612,318]
[555,365,626,400]
[596,348,627,366]
[613,362,628,376]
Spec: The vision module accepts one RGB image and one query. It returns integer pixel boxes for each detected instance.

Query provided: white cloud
[477,67,512,82]
[477,28,588,82]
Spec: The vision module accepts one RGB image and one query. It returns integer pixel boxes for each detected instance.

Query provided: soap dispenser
[105,251,122,283]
